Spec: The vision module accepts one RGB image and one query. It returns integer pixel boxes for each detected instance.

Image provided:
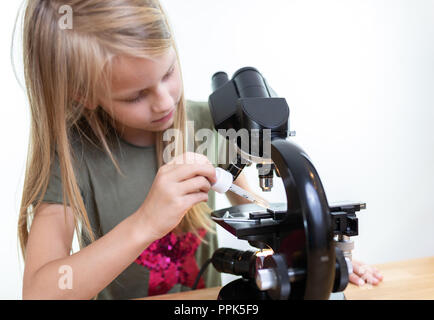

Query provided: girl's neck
[114,122,156,147]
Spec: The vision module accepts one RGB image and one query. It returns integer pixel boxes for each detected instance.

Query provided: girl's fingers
[351,261,383,286]
[350,270,379,286]
[172,163,217,185]
[352,260,365,275]
[182,192,209,210]
[163,153,217,184]
[374,271,384,280]
[361,272,380,285]
[353,260,373,276]
[349,273,366,286]
[167,152,211,166]
[372,267,384,280]
[179,176,212,194]
[360,266,383,283]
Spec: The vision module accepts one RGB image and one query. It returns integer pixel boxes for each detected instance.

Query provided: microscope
[205,67,365,300]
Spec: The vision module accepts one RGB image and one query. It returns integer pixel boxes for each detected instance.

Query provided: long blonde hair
[16,0,214,260]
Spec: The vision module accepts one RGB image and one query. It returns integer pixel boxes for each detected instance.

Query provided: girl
[17,0,381,300]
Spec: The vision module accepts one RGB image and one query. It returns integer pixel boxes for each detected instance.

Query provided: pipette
[211,167,270,210]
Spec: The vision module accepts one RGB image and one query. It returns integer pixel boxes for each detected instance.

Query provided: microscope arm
[271,137,335,299]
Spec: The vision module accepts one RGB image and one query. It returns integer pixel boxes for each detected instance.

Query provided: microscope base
[329,292,346,300]
[217,278,346,300]
[217,279,269,300]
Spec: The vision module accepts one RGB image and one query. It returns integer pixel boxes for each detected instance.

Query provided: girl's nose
[151,84,173,114]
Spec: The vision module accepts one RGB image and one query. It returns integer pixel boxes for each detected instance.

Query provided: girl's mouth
[153,109,174,123]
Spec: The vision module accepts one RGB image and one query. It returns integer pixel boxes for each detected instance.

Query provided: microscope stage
[211,203,302,238]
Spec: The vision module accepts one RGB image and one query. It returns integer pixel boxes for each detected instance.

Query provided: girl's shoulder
[185,99,214,131]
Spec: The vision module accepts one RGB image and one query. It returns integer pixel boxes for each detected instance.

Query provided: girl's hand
[137,152,217,240]
[349,259,384,286]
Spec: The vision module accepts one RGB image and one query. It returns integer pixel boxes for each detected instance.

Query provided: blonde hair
[16,0,214,260]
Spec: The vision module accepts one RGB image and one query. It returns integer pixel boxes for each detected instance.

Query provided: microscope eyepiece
[232,67,270,98]
[211,71,229,92]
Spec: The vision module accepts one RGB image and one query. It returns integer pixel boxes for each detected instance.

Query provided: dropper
[211,167,270,210]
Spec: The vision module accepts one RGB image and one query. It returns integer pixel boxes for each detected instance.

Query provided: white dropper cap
[211,167,234,194]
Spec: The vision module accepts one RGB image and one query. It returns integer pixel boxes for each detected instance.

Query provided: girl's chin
[149,117,175,131]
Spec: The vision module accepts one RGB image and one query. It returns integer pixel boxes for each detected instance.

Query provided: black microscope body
[207,67,365,300]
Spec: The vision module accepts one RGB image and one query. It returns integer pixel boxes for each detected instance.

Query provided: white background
[1,0,433,299]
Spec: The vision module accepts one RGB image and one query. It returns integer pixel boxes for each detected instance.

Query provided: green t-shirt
[41,100,224,299]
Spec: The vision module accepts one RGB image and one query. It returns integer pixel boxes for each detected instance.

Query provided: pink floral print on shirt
[135,228,208,296]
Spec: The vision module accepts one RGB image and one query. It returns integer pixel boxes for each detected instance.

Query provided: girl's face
[97,47,182,145]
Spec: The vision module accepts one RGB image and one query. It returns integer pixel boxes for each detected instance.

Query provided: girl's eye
[124,66,174,104]
[163,66,175,81]
[125,91,147,104]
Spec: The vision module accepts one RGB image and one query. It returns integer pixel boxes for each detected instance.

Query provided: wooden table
[139,256,434,300]
[344,256,434,300]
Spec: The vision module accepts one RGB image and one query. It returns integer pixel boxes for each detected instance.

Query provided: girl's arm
[23,152,217,300]
[23,202,155,300]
